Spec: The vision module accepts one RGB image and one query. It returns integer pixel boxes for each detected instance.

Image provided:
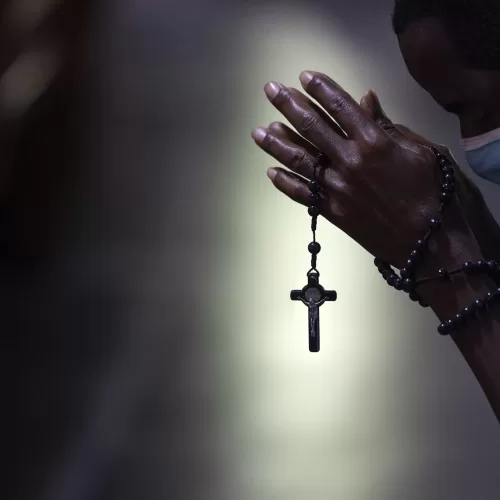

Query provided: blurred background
[4,0,500,499]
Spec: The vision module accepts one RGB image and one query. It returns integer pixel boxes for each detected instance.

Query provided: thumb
[361,89,401,137]
[360,90,428,153]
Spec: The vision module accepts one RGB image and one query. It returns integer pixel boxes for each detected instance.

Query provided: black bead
[455,313,465,326]
[403,278,414,293]
[477,260,490,273]
[444,173,454,183]
[438,323,448,335]
[429,217,441,230]
[440,192,452,203]
[463,306,474,319]
[415,239,426,251]
[393,278,403,290]
[488,260,500,274]
[382,269,393,280]
[400,268,411,279]
[474,299,486,311]
[462,261,475,275]
[308,181,320,193]
[439,157,450,167]
[409,292,420,302]
[446,319,456,331]
[308,206,320,217]
[442,182,454,193]
[308,242,321,254]
[486,292,496,303]
[308,193,320,204]
[388,275,398,287]
[406,258,415,270]
[442,166,454,175]
[374,257,382,267]
[410,250,420,262]
[419,299,429,308]
[437,268,448,280]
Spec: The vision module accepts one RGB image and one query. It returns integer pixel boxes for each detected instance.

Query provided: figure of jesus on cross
[290,270,337,352]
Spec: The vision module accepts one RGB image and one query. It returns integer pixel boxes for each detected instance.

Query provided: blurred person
[252,0,500,422]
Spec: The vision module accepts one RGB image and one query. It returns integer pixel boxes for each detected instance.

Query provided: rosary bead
[308,206,320,217]
[455,313,465,326]
[388,275,398,287]
[382,269,393,280]
[462,261,475,275]
[393,278,403,290]
[474,299,486,312]
[409,292,420,302]
[403,278,414,293]
[419,299,429,307]
[442,166,454,175]
[444,173,454,183]
[486,291,496,303]
[476,260,489,273]
[308,193,320,204]
[308,181,320,193]
[429,217,441,230]
[442,182,454,193]
[440,192,452,203]
[437,268,448,280]
[410,250,420,262]
[488,260,500,274]
[438,322,449,335]
[446,319,456,331]
[416,239,426,250]
[308,242,321,254]
[406,258,416,270]
[400,268,411,279]
[462,306,474,319]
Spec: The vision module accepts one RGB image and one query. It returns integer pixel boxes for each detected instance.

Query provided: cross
[290,271,337,352]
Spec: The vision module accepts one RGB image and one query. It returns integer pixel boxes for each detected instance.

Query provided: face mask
[459,128,500,185]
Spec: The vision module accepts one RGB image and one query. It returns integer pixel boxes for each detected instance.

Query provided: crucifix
[291,270,337,352]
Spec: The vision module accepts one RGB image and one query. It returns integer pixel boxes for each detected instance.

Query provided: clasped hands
[251,70,484,272]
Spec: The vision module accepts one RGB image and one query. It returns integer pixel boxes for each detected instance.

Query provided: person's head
[392,0,500,183]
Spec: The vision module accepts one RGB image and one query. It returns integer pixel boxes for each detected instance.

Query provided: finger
[299,71,383,144]
[267,166,330,211]
[251,125,319,179]
[264,81,348,161]
[267,121,319,157]
[288,87,347,139]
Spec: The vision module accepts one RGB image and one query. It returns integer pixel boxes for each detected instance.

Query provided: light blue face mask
[460,128,500,185]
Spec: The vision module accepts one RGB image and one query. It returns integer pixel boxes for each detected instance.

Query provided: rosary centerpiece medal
[290,152,337,352]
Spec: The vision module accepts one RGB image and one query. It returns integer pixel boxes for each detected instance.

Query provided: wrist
[416,228,498,321]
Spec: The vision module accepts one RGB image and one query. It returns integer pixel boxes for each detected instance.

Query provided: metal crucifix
[290,270,337,352]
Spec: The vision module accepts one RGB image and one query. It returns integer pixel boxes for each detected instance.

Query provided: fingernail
[264,82,282,100]
[267,167,277,181]
[251,127,267,144]
[299,71,314,87]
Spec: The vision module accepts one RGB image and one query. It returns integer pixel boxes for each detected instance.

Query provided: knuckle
[299,112,319,133]
[363,129,389,150]
[260,130,276,149]
[326,94,350,114]
[290,149,307,170]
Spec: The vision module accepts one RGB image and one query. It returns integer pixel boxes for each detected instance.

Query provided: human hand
[251,72,481,270]
[363,97,500,267]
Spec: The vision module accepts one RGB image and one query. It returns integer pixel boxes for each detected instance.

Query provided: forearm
[418,232,500,422]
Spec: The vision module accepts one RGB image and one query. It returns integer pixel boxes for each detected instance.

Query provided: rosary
[291,147,500,352]
[290,153,336,352]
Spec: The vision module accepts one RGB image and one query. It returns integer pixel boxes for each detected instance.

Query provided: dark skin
[252,17,500,422]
